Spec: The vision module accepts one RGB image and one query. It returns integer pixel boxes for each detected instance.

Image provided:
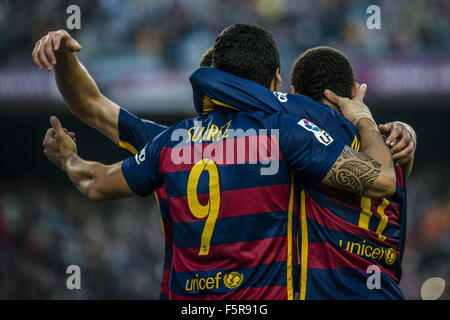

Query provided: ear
[270,68,282,91]
[291,85,296,94]
[351,82,360,99]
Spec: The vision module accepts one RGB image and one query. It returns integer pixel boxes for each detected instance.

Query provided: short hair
[213,24,280,89]
[290,46,355,102]
[200,46,214,67]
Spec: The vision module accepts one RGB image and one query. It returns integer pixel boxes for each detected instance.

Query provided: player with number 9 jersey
[119,106,347,299]
[189,67,407,299]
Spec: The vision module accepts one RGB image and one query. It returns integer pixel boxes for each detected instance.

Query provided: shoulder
[273,92,330,120]
[152,115,215,147]
[281,94,357,134]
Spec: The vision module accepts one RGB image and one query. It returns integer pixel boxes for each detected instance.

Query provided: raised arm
[32,30,120,144]
[43,116,134,201]
[322,85,396,198]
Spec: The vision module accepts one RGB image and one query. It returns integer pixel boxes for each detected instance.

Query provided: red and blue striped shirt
[189,67,407,299]
[119,108,344,299]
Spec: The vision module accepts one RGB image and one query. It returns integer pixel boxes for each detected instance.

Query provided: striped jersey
[189,67,407,299]
[119,107,345,299]
[118,110,172,299]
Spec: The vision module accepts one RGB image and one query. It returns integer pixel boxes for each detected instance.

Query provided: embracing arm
[62,156,133,201]
[323,136,395,198]
[191,68,416,172]
[43,116,134,201]
[321,86,396,198]
[33,30,121,144]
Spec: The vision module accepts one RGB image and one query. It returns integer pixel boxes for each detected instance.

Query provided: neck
[319,98,341,115]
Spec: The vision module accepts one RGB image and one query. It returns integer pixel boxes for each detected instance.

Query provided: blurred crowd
[0,180,165,299]
[1,0,450,69]
[0,164,449,299]
[400,163,450,299]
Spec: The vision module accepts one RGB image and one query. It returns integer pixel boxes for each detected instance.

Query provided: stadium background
[0,0,449,299]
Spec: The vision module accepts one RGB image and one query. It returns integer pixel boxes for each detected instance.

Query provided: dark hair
[290,46,354,101]
[213,24,280,88]
[200,46,214,67]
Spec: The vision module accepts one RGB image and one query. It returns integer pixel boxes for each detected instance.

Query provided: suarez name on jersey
[120,107,345,300]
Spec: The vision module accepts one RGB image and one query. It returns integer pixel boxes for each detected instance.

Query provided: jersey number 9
[187,158,221,256]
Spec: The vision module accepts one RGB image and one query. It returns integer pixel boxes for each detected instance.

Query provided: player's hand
[43,116,78,170]
[63,128,77,143]
[324,84,376,128]
[32,30,82,71]
[379,122,417,166]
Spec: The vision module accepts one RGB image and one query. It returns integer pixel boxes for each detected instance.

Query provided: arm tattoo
[326,146,381,195]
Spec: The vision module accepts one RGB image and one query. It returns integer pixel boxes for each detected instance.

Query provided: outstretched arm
[43,116,134,201]
[33,30,121,144]
[321,85,396,198]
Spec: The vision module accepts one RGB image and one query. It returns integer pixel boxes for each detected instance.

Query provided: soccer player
[189,46,415,299]
[41,25,397,300]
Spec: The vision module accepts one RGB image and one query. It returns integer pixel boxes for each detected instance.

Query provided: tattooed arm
[323,143,394,199]
[321,86,396,198]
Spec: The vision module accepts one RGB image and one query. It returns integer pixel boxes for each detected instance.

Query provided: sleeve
[279,115,346,181]
[121,138,163,197]
[189,67,283,116]
[118,108,168,154]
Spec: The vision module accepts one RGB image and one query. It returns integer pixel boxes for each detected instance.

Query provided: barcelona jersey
[189,67,407,299]
[118,109,171,299]
[119,107,346,299]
